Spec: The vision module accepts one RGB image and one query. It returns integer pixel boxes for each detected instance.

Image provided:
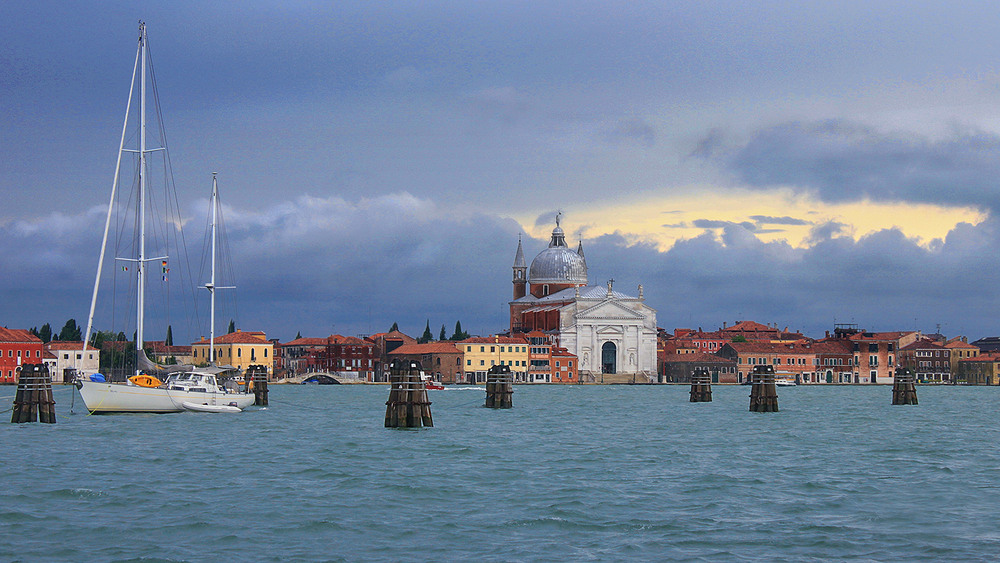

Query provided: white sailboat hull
[78,380,255,413]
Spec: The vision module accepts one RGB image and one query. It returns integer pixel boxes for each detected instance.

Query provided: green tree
[418,320,433,344]
[227,319,236,334]
[295,331,302,340]
[389,322,399,332]
[58,319,82,341]
[38,323,52,343]
[439,325,447,341]
[165,325,173,346]
[731,335,748,343]
[450,321,469,341]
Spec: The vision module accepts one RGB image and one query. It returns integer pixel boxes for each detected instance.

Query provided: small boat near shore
[775,378,797,386]
[182,401,243,413]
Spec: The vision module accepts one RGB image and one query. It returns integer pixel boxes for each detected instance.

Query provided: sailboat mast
[136,21,148,371]
[209,173,218,363]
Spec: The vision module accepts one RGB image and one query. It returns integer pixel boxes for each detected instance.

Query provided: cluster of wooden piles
[485,364,514,408]
[245,364,269,406]
[749,364,779,412]
[384,359,433,428]
[892,366,918,405]
[11,364,56,423]
[689,366,712,402]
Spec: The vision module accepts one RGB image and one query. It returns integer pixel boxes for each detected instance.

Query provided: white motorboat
[774,378,797,386]
[76,23,254,414]
[182,400,244,413]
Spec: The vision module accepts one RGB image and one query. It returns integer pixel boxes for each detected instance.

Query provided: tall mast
[209,173,218,363]
[204,174,235,366]
[136,21,148,370]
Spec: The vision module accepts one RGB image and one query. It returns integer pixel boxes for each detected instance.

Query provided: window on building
[467,360,471,366]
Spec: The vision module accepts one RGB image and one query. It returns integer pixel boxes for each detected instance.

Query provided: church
[508,216,658,383]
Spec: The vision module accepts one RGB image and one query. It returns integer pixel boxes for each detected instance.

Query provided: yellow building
[191,330,273,374]
[459,336,529,383]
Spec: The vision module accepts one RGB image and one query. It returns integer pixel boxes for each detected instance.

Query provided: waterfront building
[191,330,273,376]
[44,340,100,383]
[899,338,952,383]
[388,341,464,384]
[509,218,657,383]
[944,337,979,382]
[957,352,1000,385]
[840,329,920,383]
[659,351,737,383]
[0,328,43,384]
[460,335,528,383]
[145,341,194,366]
[368,330,418,382]
[719,320,805,343]
[320,335,376,382]
[280,337,328,375]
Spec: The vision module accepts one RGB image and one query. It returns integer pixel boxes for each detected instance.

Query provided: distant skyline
[5,2,1000,343]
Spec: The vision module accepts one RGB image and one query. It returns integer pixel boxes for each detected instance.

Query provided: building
[388,342,464,384]
[460,335,528,383]
[944,337,979,382]
[44,341,100,384]
[191,330,273,375]
[899,338,952,383]
[321,335,376,382]
[659,352,737,383]
[281,337,329,375]
[840,329,920,383]
[717,339,855,384]
[971,336,1000,352]
[509,218,657,383]
[145,341,194,366]
[0,328,44,384]
[957,353,1000,385]
[369,330,418,382]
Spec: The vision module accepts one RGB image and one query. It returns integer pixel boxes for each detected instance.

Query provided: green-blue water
[3,384,1000,561]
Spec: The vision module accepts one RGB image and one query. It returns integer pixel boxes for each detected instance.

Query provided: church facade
[509,218,658,382]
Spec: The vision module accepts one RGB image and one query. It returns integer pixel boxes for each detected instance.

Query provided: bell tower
[512,234,527,300]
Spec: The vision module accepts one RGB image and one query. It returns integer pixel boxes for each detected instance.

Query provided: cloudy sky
[4,1,1000,343]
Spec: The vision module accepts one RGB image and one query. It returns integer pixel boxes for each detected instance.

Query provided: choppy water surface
[3,384,1000,561]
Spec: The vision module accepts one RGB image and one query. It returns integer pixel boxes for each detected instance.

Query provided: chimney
[825,330,830,338]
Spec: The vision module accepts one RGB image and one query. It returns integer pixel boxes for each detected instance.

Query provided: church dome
[528,223,588,285]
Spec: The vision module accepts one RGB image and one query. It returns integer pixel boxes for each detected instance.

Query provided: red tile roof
[0,328,41,343]
[281,337,329,347]
[389,342,462,355]
[193,331,269,345]
[46,340,87,350]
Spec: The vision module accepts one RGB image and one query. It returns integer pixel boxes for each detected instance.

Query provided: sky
[4,1,1000,344]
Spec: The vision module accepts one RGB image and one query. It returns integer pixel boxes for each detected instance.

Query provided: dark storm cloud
[711,120,1000,212]
[585,218,1000,339]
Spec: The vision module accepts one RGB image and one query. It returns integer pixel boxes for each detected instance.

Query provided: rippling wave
[3,384,1000,560]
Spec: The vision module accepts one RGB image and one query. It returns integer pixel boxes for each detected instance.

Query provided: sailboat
[75,23,254,413]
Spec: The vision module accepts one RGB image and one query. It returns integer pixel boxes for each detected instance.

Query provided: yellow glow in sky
[517,187,986,251]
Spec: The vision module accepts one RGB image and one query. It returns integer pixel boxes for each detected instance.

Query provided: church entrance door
[601,342,617,374]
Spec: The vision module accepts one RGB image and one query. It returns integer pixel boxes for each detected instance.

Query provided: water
[3,384,1000,561]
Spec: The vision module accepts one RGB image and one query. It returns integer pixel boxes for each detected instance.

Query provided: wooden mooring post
[749,365,778,412]
[385,359,433,428]
[689,366,712,402]
[485,364,514,408]
[11,364,56,424]
[245,364,269,406]
[892,366,918,405]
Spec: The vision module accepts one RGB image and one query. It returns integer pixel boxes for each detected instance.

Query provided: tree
[439,325,447,341]
[450,321,469,341]
[418,320,433,344]
[227,319,236,334]
[295,331,302,340]
[165,325,173,346]
[389,322,399,332]
[731,335,748,343]
[58,319,82,342]
[38,323,52,343]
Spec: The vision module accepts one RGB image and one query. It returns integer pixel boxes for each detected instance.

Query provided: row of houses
[659,321,999,385]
